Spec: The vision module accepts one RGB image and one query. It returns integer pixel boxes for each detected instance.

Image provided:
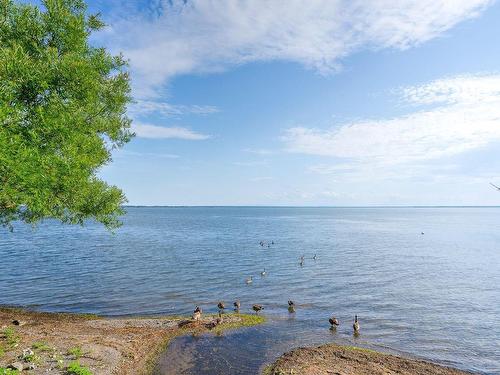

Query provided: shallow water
[1,207,499,374]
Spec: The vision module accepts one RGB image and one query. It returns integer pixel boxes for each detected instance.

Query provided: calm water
[1,207,499,374]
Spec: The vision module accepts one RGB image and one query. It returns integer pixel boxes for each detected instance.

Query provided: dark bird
[490,182,500,191]
[288,300,295,307]
[313,254,317,260]
[252,304,264,314]
[329,316,339,327]
[217,301,225,311]
[261,268,266,276]
[192,306,202,321]
[233,300,241,310]
[353,315,360,333]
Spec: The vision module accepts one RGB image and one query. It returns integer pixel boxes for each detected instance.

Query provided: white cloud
[129,100,219,118]
[284,74,500,165]
[132,123,210,140]
[102,0,492,97]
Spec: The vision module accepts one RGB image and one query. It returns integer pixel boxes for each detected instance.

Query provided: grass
[0,344,4,358]
[32,341,53,352]
[343,345,379,355]
[67,346,84,359]
[1,327,19,349]
[66,361,92,375]
[0,368,19,375]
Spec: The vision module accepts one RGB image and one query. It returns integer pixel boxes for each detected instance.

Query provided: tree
[0,0,133,230]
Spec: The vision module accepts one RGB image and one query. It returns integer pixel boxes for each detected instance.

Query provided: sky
[80,0,500,206]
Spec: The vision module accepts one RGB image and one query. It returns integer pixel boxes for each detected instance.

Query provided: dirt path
[263,343,473,375]
[0,307,263,375]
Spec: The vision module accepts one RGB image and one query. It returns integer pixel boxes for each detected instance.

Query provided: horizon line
[123,205,500,208]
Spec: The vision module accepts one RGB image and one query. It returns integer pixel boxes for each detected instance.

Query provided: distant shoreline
[122,205,500,208]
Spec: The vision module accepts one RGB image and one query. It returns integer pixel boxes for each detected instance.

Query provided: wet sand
[0,307,263,374]
[264,342,473,375]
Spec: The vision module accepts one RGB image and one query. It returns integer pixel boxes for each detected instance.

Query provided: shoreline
[0,307,476,375]
[0,306,264,374]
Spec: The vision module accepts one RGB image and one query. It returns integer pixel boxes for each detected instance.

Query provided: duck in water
[313,254,317,260]
[233,300,240,311]
[261,268,266,276]
[252,304,264,314]
[329,316,339,328]
[353,315,360,333]
[246,276,253,284]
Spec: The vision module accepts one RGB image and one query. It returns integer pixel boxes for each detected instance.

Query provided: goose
[252,304,264,314]
[217,301,225,311]
[329,316,339,327]
[353,315,360,333]
[288,300,295,307]
[261,268,266,276]
[313,254,317,260]
[192,306,202,321]
[245,276,253,284]
[233,300,241,310]
[299,260,304,267]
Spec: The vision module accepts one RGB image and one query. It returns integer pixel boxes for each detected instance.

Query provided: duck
[353,315,360,333]
[313,254,317,260]
[329,316,339,327]
[245,276,253,284]
[233,300,241,310]
[217,301,225,311]
[252,304,264,314]
[192,306,202,321]
[261,268,266,276]
[299,259,304,267]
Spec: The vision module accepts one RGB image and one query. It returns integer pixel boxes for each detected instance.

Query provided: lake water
[1,207,499,374]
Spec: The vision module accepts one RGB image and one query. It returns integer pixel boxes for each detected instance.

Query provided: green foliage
[0,368,20,375]
[0,344,4,357]
[0,0,133,230]
[67,346,83,358]
[66,361,92,375]
[32,341,52,352]
[1,327,19,348]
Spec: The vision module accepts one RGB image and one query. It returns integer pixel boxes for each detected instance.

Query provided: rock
[12,319,26,326]
[22,348,34,357]
[7,361,24,371]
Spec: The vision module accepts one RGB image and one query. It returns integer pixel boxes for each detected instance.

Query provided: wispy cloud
[284,74,500,166]
[101,0,492,97]
[243,148,277,156]
[132,123,211,140]
[129,100,219,118]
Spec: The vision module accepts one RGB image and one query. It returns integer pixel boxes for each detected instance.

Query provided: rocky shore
[263,343,473,375]
[0,307,264,374]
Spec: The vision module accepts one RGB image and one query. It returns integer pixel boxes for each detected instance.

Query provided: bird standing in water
[288,300,295,313]
[233,300,241,311]
[252,304,264,314]
[353,315,360,333]
[329,316,339,328]
[261,268,266,276]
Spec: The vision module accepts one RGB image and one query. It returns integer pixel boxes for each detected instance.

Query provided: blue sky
[82,0,500,205]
